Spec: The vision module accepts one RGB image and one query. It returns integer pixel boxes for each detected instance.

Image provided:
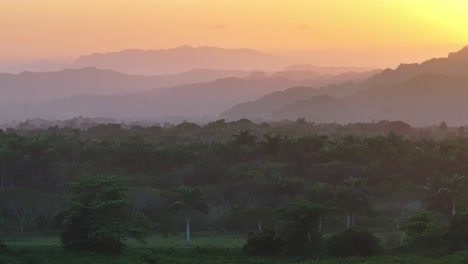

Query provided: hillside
[0,77,308,122]
[220,70,378,121]
[224,47,468,125]
[73,46,289,75]
[0,67,249,103]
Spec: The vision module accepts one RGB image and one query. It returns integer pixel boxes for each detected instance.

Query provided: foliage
[243,229,282,256]
[423,173,465,216]
[3,122,468,257]
[238,205,274,232]
[446,210,468,251]
[335,177,372,228]
[399,210,446,253]
[326,228,382,257]
[275,201,325,257]
[170,186,209,244]
[60,176,153,253]
[5,246,468,264]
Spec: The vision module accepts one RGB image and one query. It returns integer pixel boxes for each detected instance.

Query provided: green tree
[305,182,335,232]
[259,134,283,157]
[275,201,325,257]
[336,177,371,228]
[232,130,257,148]
[60,176,153,253]
[399,210,446,247]
[423,174,465,216]
[171,186,209,245]
[240,205,274,232]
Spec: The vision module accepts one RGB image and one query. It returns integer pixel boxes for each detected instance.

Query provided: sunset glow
[1,0,467,66]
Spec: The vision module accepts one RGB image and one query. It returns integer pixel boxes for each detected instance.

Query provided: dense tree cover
[5,118,467,144]
[2,122,468,258]
[59,176,153,253]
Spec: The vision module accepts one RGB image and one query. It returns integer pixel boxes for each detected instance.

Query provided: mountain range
[0,69,375,123]
[73,46,289,75]
[3,45,468,126]
[0,68,249,103]
[222,46,468,126]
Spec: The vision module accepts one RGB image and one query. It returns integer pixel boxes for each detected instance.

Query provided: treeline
[6,118,467,143]
[1,126,467,191]
[2,126,468,256]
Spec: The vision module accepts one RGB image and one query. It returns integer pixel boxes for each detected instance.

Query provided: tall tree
[232,130,257,148]
[335,177,371,228]
[171,186,209,245]
[423,173,465,216]
[259,134,283,157]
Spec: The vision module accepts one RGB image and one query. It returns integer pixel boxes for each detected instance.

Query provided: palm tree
[444,174,465,215]
[423,173,465,216]
[305,182,335,233]
[259,134,283,156]
[335,177,371,228]
[232,130,257,147]
[171,186,209,245]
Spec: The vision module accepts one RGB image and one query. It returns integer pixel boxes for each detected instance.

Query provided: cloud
[213,24,228,29]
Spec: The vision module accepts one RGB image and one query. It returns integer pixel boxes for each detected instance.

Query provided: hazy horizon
[1,0,467,68]
[1,0,468,126]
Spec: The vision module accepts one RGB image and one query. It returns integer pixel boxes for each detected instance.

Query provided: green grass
[3,234,468,264]
[2,247,468,264]
[3,234,246,248]
[127,234,246,248]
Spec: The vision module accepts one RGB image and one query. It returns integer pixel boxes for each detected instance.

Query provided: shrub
[446,210,468,251]
[326,228,382,257]
[243,229,282,256]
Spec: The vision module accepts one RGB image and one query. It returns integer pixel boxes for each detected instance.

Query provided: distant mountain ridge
[0,76,306,122]
[73,46,289,75]
[0,69,375,123]
[0,67,249,103]
[0,60,69,74]
[222,46,468,125]
[220,70,379,121]
[283,65,375,75]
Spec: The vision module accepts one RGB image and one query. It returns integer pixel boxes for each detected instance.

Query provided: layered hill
[0,67,249,103]
[73,46,289,75]
[220,70,379,121]
[1,77,314,122]
[222,46,468,126]
[0,64,374,122]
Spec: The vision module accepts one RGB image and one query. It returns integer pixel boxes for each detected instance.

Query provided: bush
[446,210,468,251]
[383,232,402,250]
[326,228,382,257]
[243,229,282,256]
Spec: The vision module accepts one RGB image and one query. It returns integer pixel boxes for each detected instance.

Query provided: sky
[1,0,468,67]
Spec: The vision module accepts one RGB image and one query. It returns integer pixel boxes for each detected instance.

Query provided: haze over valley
[2,45,468,126]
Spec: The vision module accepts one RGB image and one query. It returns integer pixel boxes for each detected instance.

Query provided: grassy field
[2,246,468,264]
[3,234,246,248]
[2,234,468,264]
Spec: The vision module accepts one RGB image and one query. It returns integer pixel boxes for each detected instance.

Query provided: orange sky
[1,0,467,67]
